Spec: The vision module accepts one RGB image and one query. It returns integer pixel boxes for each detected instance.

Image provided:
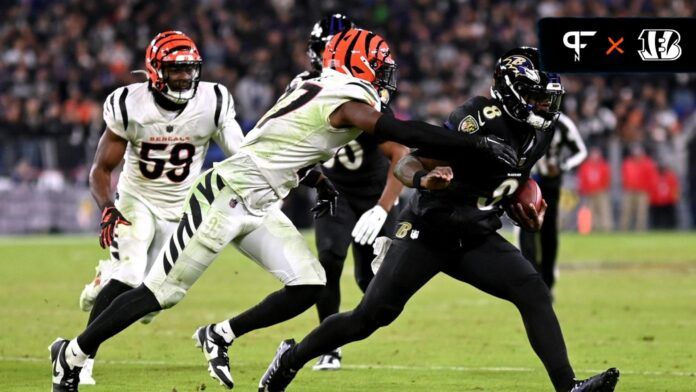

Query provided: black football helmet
[307,13,355,71]
[491,47,565,130]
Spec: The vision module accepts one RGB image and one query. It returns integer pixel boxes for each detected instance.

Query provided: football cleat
[49,338,82,392]
[570,368,620,392]
[193,325,234,389]
[258,339,298,392]
[311,348,341,371]
[78,358,95,385]
[78,259,114,312]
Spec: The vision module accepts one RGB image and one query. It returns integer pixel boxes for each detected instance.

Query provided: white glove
[351,205,388,245]
[370,236,392,274]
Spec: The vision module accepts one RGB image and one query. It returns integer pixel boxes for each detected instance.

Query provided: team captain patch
[458,115,479,134]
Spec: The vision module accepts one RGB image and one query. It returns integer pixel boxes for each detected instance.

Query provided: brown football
[511,178,543,211]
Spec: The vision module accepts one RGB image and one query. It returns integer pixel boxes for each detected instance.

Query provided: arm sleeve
[373,114,481,153]
[102,88,128,139]
[212,87,244,157]
[557,113,587,171]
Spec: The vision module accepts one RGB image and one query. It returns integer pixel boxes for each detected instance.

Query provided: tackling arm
[393,153,453,191]
[329,101,518,167]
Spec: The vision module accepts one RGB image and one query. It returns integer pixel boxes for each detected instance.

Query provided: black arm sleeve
[373,114,480,151]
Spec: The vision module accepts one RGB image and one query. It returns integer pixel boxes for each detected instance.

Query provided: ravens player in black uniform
[259,47,620,392]
[292,14,409,370]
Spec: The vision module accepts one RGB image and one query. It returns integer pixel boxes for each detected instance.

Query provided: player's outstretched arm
[329,101,518,168]
[393,153,453,190]
[90,129,130,248]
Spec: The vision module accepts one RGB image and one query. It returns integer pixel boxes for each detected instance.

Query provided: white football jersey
[215,69,381,214]
[103,81,244,221]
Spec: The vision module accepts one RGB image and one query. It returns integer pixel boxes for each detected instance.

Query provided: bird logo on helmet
[491,46,565,130]
[307,14,355,71]
[145,31,202,104]
[323,28,397,103]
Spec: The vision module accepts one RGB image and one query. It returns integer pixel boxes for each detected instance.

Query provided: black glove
[99,206,131,249]
[475,135,518,168]
[311,177,339,219]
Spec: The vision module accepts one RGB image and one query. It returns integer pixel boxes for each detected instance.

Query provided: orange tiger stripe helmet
[323,28,397,95]
[145,31,202,104]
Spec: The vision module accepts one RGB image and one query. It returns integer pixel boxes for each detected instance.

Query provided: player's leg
[259,233,443,390]
[213,206,327,340]
[539,181,561,290]
[51,170,242,390]
[78,194,157,384]
[138,217,179,324]
[195,206,325,386]
[443,233,618,392]
[518,226,540,272]
[314,195,355,321]
[312,195,355,369]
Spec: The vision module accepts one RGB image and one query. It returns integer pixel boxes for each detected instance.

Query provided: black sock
[77,284,162,355]
[85,280,134,358]
[228,285,322,337]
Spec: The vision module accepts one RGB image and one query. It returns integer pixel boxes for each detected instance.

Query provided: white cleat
[79,358,95,385]
[193,325,234,389]
[312,348,342,371]
[78,259,114,312]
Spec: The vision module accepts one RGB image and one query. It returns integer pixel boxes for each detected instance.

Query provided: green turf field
[1,232,695,391]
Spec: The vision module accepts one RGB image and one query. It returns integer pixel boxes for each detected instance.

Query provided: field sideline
[1,232,695,391]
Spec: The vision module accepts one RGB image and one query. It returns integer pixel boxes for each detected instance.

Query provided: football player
[74,30,244,385]
[294,14,409,371]
[258,47,620,392]
[50,28,516,392]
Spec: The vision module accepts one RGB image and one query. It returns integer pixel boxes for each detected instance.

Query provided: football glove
[99,206,131,249]
[311,177,339,219]
[476,135,518,168]
[352,205,388,245]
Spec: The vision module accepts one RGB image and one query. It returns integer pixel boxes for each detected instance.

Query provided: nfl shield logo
[166,125,174,133]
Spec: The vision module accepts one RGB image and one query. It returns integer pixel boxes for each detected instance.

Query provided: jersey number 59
[139,142,195,182]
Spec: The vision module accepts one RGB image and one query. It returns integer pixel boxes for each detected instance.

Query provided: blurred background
[0,0,695,234]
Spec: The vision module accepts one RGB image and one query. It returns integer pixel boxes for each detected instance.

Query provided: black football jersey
[407,96,555,236]
[321,132,389,199]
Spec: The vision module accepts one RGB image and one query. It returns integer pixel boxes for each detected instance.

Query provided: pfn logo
[637,29,682,61]
[563,31,597,62]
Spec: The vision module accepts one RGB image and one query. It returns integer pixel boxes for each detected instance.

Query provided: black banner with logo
[537,18,696,73]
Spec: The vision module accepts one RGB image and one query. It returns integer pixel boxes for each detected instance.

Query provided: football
[511,178,543,211]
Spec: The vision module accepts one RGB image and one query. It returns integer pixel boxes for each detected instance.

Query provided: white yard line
[3,356,693,377]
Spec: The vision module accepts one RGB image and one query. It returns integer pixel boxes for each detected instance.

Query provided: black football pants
[314,193,397,321]
[285,230,576,391]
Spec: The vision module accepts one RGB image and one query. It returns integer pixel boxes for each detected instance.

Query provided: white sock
[213,321,236,344]
[65,340,88,369]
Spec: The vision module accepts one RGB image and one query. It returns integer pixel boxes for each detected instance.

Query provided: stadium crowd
[0,0,695,230]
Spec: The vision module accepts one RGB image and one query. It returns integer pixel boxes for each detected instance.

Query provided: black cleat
[49,338,81,392]
[193,325,234,389]
[258,339,298,392]
[570,368,620,392]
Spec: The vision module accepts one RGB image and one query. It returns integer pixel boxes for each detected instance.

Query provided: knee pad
[509,274,552,309]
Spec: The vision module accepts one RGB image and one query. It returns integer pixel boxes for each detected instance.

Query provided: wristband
[412,170,428,190]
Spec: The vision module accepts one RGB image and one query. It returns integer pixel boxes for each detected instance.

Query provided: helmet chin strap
[162,84,195,105]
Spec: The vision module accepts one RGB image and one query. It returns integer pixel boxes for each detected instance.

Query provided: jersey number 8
[477,178,519,211]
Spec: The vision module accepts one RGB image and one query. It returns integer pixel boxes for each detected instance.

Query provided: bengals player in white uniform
[75,30,243,385]
[50,28,517,392]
